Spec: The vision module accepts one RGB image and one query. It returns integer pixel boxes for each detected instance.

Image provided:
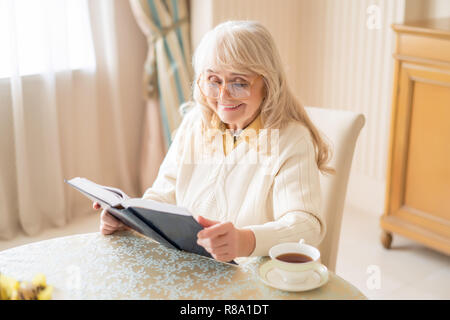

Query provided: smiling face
[202,68,265,130]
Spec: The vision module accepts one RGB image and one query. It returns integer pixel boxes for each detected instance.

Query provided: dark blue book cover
[65,178,237,265]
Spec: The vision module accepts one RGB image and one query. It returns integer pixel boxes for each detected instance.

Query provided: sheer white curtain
[0,0,147,239]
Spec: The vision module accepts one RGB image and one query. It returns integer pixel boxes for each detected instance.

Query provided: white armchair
[304,106,365,273]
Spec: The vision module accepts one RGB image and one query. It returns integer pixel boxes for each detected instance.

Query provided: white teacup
[268,239,327,284]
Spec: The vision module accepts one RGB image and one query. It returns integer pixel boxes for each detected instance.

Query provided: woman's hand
[93,202,127,235]
[196,216,256,262]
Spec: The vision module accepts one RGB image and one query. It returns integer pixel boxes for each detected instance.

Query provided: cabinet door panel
[390,63,450,238]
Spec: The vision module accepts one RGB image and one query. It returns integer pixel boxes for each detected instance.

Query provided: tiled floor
[1,204,449,299]
[336,204,450,300]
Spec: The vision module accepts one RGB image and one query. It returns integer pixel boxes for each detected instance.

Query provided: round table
[0,231,366,299]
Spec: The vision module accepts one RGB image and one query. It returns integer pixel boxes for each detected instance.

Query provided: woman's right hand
[93,202,127,235]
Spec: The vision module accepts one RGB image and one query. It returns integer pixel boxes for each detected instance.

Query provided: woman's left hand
[196,216,255,262]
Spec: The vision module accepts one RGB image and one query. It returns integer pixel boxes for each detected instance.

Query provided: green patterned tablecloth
[0,231,366,299]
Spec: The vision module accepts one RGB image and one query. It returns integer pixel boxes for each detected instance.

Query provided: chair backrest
[304,106,365,273]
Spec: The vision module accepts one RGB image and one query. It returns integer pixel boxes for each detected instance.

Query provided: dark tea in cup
[276,253,313,263]
[269,240,328,284]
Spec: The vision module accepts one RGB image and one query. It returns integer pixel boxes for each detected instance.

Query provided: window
[0,0,95,78]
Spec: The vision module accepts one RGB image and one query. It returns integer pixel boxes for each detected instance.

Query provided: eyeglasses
[197,73,262,100]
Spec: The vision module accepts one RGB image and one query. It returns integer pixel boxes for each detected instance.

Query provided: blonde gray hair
[190,20,335,175]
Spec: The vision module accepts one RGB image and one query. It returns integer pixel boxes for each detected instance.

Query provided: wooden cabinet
[381,18,450,255]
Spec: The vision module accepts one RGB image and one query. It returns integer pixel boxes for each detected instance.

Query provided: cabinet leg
[381,230,393,249]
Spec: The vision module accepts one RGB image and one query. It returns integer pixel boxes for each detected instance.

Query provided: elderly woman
[95,21,334,263]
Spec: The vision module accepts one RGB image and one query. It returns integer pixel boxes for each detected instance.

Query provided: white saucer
[258,260,329,292]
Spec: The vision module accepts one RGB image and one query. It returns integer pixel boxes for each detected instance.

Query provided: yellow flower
[0,273,20,300]
[32,273,47,287]
[37,286,53,300]
[0,273,52,300]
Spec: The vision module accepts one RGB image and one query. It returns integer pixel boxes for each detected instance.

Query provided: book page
[102,185,130,201]
[65,177,127,207]
[121,198,192,216]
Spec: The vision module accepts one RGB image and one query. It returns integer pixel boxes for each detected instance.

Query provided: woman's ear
[261,79,267,100]
[261,92,267,104]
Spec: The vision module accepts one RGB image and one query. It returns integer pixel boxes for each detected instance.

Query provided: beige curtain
[129,0,193,192]
[0,0,147,240]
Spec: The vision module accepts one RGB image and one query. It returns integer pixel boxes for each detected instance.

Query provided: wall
[405,0,450,20]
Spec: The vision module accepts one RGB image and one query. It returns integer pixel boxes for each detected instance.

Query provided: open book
[65,177,237,265]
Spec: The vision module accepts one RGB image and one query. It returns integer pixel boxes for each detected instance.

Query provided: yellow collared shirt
[221,114,262,156]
